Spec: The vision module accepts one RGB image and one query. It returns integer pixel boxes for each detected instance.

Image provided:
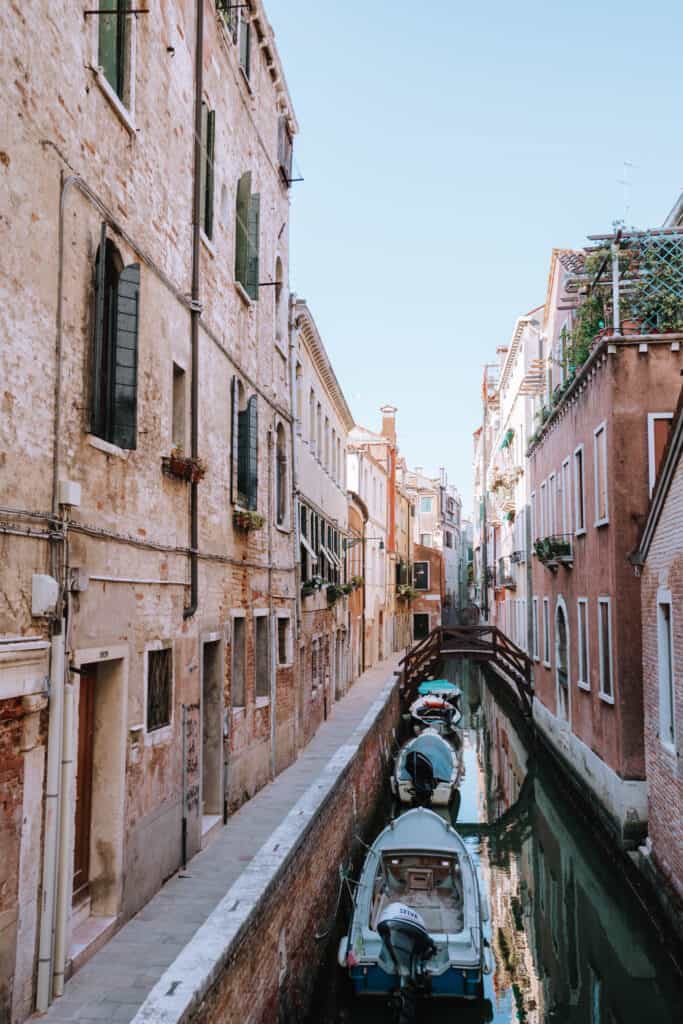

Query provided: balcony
[534,534,573,571]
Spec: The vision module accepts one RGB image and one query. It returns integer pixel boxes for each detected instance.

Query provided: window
[200,102,216,239]
[657,595,675,748]
[146,647,172,732]
[561,457,572,536]
[549,473,557,535]
[275,423,287,526]
[647,413,674,496]
[555,601,569,719]
[337,438,342,486]
[577,598,590,689]
[235,172,260,300]
[254,614,270,700]
[590,968,602,1024]
[299,505,318,581]
[324,417,330,471]
[311,638,319,691]
[331,428,337,480]
[232,380,258,509]
[530,490,536,542]
[316,403,322,459]
[278,116,293,186]
[540,480,547,537]
[594,423,608,525]
[91,227,140,449]
[413,614,430,641]
[172,363,186,449]
[598,598,613,701]
[308,389,315,450]
[414,561,429,590]
[219,0,239,42]
[444,530,453,548]
[238,7,251,78]
[532,598,539,660]
[543,598,550,667]
[420,533,433,547]
[98,0,128,100]
[277,617,290,666]
[232,616,246,707]
[573,444,586,534]
[420,496,433,514]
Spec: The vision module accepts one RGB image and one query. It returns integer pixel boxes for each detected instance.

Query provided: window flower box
[326,584,345,605]
[302,575,323,598]
[397,584,418,602]
[162,449,207,483]
[233,509,265,532]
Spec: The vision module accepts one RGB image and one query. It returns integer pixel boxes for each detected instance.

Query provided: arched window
[276,423,287,525]
[232,379,258,509]
[92,226,140,450]
[555,599,570,720]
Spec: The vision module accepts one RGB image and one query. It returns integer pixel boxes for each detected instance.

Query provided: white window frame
[414,560,430,591]
[657,589,676,752]
[561,457,572,537]
[548,472,557,536]
[420,496,434,514]
[577,598,590,690]
[597,597,614,703]
[420,533,433,548]
[253,608,271,706]
[593,422,609,527]
[543,597,551,668]
[88,6,138,134]
[231,611,247,710]
[540,480,547,538]
[276,611,293,668]
[573,444,586,536]
[647,412,674,497]
[532,597,539,661]
[530,490,536,544]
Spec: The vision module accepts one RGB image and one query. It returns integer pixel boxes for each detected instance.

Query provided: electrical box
[32,575,59,617]
[58,479,81,508]
[69,567,90,593]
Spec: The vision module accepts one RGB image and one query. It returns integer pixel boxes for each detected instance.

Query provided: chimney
[380,404,397,445]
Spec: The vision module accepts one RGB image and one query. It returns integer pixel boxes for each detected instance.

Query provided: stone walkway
[37,656,401,1022]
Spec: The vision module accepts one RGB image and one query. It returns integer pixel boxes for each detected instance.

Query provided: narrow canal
[305,661,683,1023]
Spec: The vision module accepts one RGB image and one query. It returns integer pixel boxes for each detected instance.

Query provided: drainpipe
[481,395,489,622]
[52,679,75,997]
[268,425,277,778]
[35,628,65,1013]
[361,519,366,674]
[184,0,205,620]
[288,300,302,750]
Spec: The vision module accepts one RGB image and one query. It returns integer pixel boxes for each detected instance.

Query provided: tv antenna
[618,160,637,226]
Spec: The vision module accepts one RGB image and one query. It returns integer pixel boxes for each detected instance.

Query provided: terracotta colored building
[411,543,443,641]
[631,388,683,912]
[528,240,682,846]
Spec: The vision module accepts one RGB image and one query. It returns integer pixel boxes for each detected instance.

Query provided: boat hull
[396,779,452,806]
[349,962,483,999]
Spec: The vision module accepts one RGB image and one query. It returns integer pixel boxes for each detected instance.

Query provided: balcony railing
[534,534,573,570]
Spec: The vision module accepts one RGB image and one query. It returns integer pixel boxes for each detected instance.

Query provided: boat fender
[480,892,490,922]
[483,944,494,975]
[337,935,350,968]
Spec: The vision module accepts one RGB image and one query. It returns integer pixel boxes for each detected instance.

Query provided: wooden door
[73,668,96,905]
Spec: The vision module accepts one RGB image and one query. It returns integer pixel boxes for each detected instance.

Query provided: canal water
[305,661,683,1023]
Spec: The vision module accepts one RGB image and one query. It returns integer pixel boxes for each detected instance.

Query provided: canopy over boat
[418,679,462,700]
[398,732,454,784]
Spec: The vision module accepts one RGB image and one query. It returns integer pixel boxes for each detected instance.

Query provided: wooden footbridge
[398,625,534,717]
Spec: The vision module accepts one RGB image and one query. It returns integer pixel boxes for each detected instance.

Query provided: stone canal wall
[134,672,400,1024]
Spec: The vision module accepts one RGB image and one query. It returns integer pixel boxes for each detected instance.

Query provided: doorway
[413,614,429,641]
[73,667,96,906]
[378,611,384,661]
[555,600,570,721]
[202,639,223,835]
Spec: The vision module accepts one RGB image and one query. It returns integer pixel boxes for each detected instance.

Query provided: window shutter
[91,222,108,435]
[112,263,140,450]
[239,14,250,77]
[246,395,258,510]
[235,173,251,289]
[230,375,239,504]
[246,192,260,300]
[205,109,215,239]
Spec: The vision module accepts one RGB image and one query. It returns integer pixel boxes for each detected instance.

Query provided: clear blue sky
[266,0,682,511]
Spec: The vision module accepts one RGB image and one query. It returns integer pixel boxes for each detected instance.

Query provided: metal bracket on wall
[84,9,150,15]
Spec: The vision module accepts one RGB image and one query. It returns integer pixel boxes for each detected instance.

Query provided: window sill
[145,723,173,746]
[275,521,290,535]
[598,690,615,705]
[231,705,246,716]
[577,680,591,692]
[575,528,587,538]
[659,738,677,758]
[594,518,609,529]
[255,696,270,709]
[200,229,216,258]
[234,281,253,307]
[543,660,551,669]
[87,434,129,460]
[277,661,293,670]
[239,64,253,94]
[91,66,137,135]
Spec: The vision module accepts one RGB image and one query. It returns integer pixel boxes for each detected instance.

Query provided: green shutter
[246,192,260,300]
[205,109,215,239]
[246,395,258,509]
[239,16,250,77]
[235,173,251,289]
[112,263,139,449]
[199,103,208,235]
[237,406,248,506]
[231,376,239,505]
[98,0,126,99]
[91,223,108,435]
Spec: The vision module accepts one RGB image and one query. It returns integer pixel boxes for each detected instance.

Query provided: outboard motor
[405,750,436,805]
[377,902,436,983]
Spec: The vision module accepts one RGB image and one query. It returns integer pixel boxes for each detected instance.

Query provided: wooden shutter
[246,192,260,300]
[112,263,140,449]
[246,395,258,510]
[231,376,239,503]
[91,222,108,434]
[205,109,215,239]
[239,14,250,77]
[235,173,251,289]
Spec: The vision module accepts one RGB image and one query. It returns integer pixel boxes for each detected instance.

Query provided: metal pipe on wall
[52,681,75,997]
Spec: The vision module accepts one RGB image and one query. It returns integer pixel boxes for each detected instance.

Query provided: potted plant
[341,582,354,595]
[397,583,418,602]
[301,575,323,598]
[326,583,344,604]
[350,575,364,589]
[233,508,265,531]
[162,446,207,483]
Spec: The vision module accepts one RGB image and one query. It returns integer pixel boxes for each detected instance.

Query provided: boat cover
[399,733,454,782]
[418,679,462,699]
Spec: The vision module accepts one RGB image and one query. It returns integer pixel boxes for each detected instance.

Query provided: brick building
[631,388,683,911]
[291,299,354,743]
[528,239,682,846]
[0,1,298,1016]
[411,543,443,641]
